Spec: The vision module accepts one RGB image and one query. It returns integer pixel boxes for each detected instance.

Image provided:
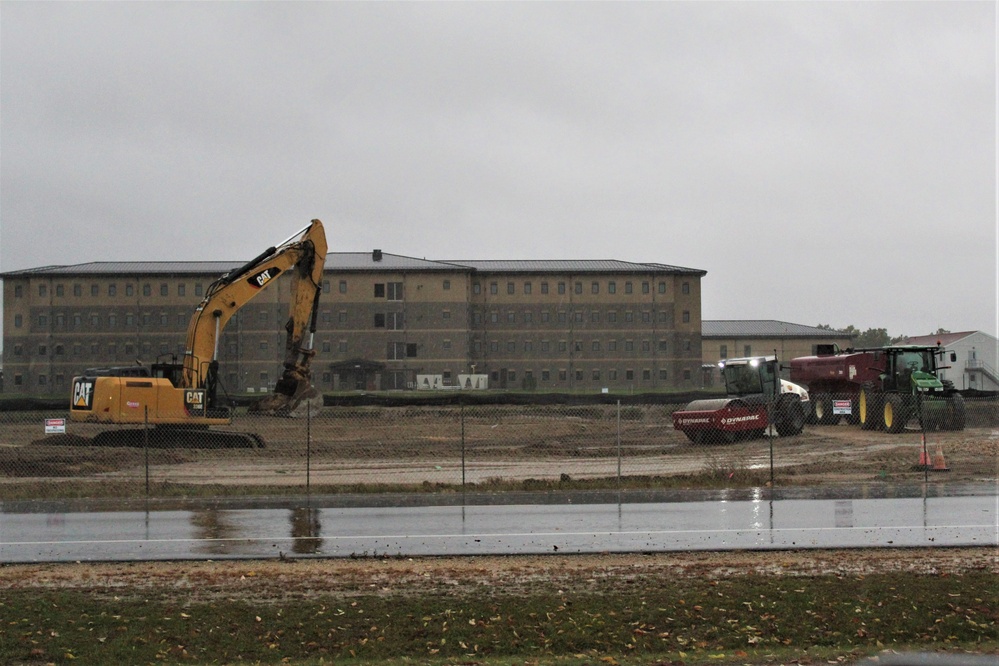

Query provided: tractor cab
[880,346,948,394]
[720,356,778,404]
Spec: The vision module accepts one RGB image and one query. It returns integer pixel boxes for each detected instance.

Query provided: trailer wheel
[945,394,966,431]
[883,394,905,433]
[813,394,838,426]
[775,396,805,436]
[859,388,880,430]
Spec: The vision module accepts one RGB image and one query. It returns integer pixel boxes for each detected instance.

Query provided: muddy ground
[1,404,996,495]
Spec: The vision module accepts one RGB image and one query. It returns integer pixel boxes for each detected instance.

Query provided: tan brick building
[1,252,708,395]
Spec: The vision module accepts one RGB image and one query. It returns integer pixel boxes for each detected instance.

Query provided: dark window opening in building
[387,282,403,300]
[682,310,690,323]
[374,283,386,298]
[443,279,450,290]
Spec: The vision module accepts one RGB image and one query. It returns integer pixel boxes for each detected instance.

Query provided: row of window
[472,338,692,354]
[16,277,693,302]
[473,309,691,325]
[473,280,692,297]
[9,365,695,389]
[15,282,208,299]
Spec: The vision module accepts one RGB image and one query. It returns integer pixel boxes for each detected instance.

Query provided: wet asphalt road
[2,486,996,562]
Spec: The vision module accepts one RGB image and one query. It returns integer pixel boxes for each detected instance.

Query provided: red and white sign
[45,418,66,434]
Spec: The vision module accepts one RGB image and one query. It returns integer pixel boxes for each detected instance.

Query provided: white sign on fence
[833,400,853,415]
[45,418,66,434]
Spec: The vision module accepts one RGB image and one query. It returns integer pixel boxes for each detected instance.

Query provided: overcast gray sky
[1,2,996,338]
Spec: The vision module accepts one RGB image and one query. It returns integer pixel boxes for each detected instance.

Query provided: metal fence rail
[1,395,996,501]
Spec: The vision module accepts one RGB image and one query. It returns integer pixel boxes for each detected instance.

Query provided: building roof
[702,320,854,338]
[444,260,706,275]
[902,331,982,347]
[1,253,706,277]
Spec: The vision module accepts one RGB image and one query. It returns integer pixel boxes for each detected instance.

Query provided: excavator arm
[182,219,328,415]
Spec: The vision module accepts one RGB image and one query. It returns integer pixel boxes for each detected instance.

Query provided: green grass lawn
[2,561,994,665]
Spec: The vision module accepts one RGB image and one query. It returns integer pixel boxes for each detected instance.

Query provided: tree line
[814,324,951,349]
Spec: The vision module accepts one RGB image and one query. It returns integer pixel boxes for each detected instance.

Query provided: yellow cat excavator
[69,219,328,447]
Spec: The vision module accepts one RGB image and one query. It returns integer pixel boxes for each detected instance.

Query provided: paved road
[2,489,995,562]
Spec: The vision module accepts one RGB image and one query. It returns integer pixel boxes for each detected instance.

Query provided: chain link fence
[1,393,997,502]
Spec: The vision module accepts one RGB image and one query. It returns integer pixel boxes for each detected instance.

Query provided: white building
[903,331,999,392]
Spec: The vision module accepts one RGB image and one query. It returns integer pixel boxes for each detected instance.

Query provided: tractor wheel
[883,394,906,433]
[813,393,838,426]
[945,394,967,431]
[775,396,806,437]
[859,388,880,430]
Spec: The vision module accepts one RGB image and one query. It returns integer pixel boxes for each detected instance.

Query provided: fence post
[461,399,466,498]
[143,406,150,498]
[616,400,622,487]
[306,404,312,497]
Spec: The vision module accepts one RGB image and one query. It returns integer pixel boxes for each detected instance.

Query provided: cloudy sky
[1,2,995,338]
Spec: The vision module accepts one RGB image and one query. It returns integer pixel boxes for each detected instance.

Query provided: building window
[39,284,47,297]
[642,311,651,323]
[339,280,348,294]
[574,312,583,323]
[558,312,567,324]
[541,311,550,323]
[682,282,690,295]
[523,311,532,323]
[374,283,386,298]
[387,282,403,300]
[592,369,600,381]
[442,309,451,320]
[591,281,599,294]
[443,339,452,351]
[558,282,566,295]
[507,312,515,323]
[608,281,616,294]
[374,313,386,328]
[591,311,600,323]
[684,369,692,380]
[194,283,203,296]
[338,311,347,323]
[14,285,22,298]
[542,370,550,381]
[719,345,728,359]
[507,282,515,295]
[658,282,666,294]
[490,312,499,324]
[608,311,617,323]
[143,284,151,297]
[592,341,601,351]
[177,284,185,297]
[108,284,116,297]
[659,311,668,323]
[642,369,651,380]
[559,370,567,381]
[642,282,650,294]
[38,314,48,328]
[608,340,617,351]
[125,284,134,297]
[609,369,618,380]
[524,340,532,352]
[574,282,582,295]
[490,341,499,352]
[490,282,498,295]
[660,369,668,380]
[744,345,752,356]
[506,341,515,352]
[524,282,532,294]
[338,341,348,353]
[541,282,549,294]
[682,310,690,323]
[38,344,47,356]
[559,341,567,352]
[473,282,481,295]
[407,343,417,358]
[684,340,692,351]
[642,340,651,352]
[659,340,668,352]
[14,314,22,328]
[387,312,404,330]
[259,341,269,350]
[625,340,634,352]
[322,341,332,352]
[60,285,68,297]
[625,312,634,323]
[625,282,633,294]
[442,279,450,290]
[541,340,550,352]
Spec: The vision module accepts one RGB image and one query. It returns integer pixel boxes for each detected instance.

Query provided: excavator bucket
[250,369,324,418]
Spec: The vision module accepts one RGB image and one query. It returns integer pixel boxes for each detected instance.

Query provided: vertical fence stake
[306,403,312,499]
[143,406,150,498]
[616,400,622,488]
[461,399,466,504]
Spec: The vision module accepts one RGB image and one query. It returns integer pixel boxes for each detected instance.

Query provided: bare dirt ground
[2,405,997,491]
[2,547,995,605]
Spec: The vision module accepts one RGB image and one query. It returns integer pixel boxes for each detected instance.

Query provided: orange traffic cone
[915,434,930,469]
[931,444,950,472]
